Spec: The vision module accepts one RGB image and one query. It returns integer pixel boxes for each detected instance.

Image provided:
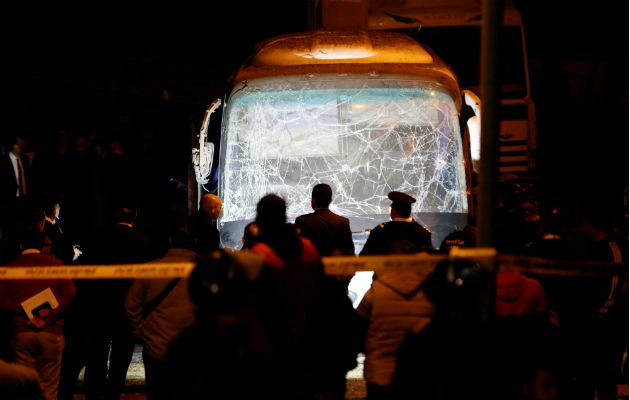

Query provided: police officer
[359,191,432,255]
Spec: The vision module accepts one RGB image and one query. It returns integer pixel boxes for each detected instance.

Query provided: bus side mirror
[462,90,481,172]
[193,99,221,185]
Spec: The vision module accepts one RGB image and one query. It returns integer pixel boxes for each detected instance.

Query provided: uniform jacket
[360,219,432,255]
[356,270,435,386]
[295,208,354,256]
[125,247,198,360]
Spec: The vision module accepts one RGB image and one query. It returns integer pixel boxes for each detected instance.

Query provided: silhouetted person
[83,200,151,400]
[165,249,263,400]
[0,229,76,400]
[514,200,543,252]
[0,357,42,400]
[41,192,79,266]
[0,205,47,394]
[355,267,435,400]
[439,213,477,254]
[390,258,495,400]
[0,135,32,235]
[191,193,221,255]
[557,209,626,400]
[527,208,572,260]
[249,194,360,400]
[102,138,135,215]
[295,183,355,256]
[495,272,548,317]
[61,133,100,241]
[241,221,260,249]
[125,218,199,400]
[491,269,559,400]
[360,191,432,255]
[0,205,46,264]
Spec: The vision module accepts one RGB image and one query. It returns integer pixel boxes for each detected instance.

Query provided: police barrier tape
[0,262,197,280]
[323,247,498,276]
[498,254,627,277]
[321,249,626,277]
[0,247,624,279]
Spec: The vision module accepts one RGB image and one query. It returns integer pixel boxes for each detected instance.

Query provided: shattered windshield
[218,75,468,250]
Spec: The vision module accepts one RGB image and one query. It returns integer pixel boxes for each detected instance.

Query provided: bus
[209,29,476,256]
[368,0,537,180]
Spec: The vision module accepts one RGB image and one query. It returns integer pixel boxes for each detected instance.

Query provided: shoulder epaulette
[412,219,431,233]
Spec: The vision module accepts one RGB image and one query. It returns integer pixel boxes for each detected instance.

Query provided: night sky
[0,1,627,218]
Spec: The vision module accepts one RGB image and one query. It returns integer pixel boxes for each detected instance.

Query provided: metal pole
[307,0,318,31]
[476,0,503,247]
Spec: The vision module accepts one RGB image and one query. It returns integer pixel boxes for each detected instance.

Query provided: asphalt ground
[72,345,368,399]
[70,346,629,400]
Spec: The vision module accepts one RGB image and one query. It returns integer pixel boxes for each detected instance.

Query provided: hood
[495,272,525,302]
[377,270,428,299]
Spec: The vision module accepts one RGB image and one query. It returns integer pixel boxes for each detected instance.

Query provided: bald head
[200,194,222,220]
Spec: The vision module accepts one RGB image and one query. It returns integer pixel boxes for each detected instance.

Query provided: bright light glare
[296,48,377,60]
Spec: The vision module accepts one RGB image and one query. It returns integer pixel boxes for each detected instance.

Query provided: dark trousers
[84,328,136,400]
[142,350,171,400]
[57,327,91,400]
[366,382,393,400]
[571,326,620,400]
[311,374,347,400]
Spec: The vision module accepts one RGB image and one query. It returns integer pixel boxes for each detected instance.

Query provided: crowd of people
[0,129,627,400]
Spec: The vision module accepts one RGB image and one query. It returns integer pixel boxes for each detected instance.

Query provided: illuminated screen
[218,75,469,251]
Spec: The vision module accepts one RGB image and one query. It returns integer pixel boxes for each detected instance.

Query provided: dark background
[0,1,627,237]
[517,0,628,215]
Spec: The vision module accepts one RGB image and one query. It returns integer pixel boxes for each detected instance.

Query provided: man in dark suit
[41,192,79,266]
[360,191,432,255]
[0,135,31,234]
[295,183,355,256]
[61,200,150,400]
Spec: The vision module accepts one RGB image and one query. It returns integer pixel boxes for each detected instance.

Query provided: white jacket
[356,270,435,386]
[125,248,198,360]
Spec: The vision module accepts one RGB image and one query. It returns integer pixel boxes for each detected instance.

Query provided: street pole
[476,0,503,247]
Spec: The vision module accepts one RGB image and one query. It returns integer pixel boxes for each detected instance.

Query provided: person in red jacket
[495,271,548,316]
[0,228,76,400]
[249,194,360,400]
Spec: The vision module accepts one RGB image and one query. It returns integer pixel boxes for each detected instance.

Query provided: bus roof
[251,30,433,65]
[231,30,460,99]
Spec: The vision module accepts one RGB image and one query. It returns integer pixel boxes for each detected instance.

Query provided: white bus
[209,29,477,256]
[368,0,537,178]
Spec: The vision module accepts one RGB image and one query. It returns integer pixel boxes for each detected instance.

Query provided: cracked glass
[218,75,469,251]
